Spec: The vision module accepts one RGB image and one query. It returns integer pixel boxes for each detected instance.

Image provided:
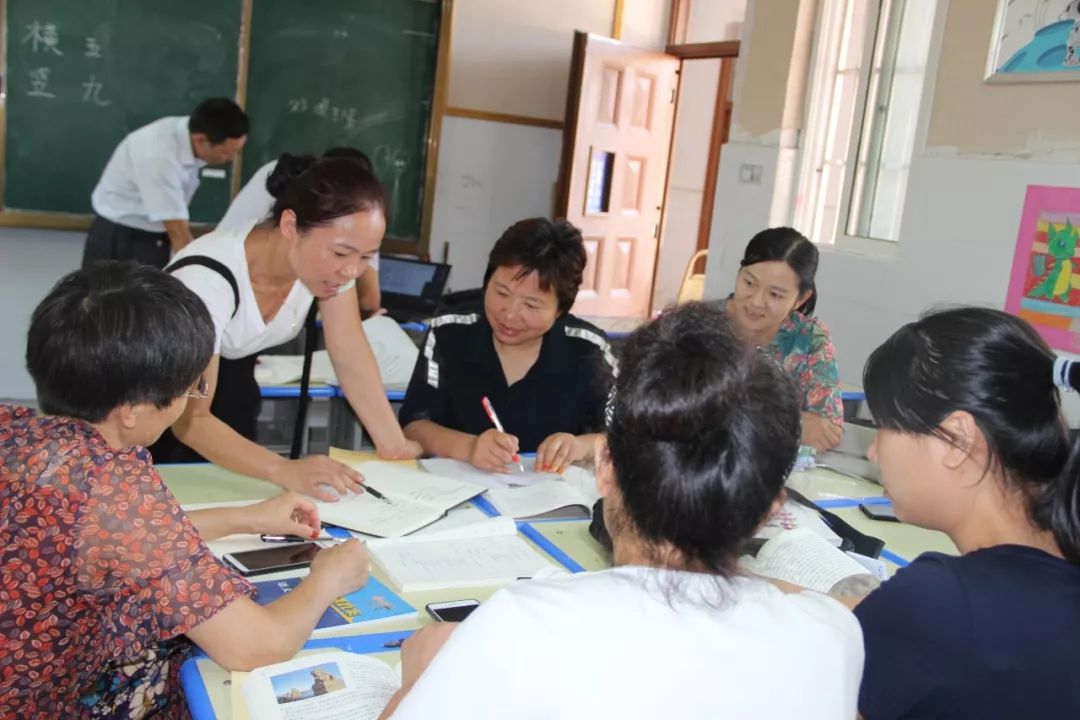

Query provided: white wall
[428,115,563,291]
[0,228,84,400]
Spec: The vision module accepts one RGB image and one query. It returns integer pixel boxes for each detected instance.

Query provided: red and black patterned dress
[0,405,254,718]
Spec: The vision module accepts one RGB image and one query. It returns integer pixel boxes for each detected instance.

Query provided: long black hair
[606,302,801,574]
[863,307,1080,564]
[739,227,819,316]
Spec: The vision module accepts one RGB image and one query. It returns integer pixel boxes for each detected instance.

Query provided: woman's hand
[243,492,321,538]
[469,429,518,472]
[536,433,580,474]
[400,622,459,688]
[801,412,843,452]
[375,439,424,461]
[308,539,370,598]
[269,456,364,502]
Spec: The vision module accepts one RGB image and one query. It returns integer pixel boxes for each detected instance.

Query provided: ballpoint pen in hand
[481,395,525,473]
[363,483,393,505]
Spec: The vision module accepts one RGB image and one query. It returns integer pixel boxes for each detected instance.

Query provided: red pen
[481,396,525,473]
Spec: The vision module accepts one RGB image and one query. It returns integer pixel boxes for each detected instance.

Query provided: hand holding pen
[478,396,525,473]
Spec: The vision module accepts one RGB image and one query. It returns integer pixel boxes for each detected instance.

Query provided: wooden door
[557,32,680,318]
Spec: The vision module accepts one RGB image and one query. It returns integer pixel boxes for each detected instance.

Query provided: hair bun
[265,153,317,199]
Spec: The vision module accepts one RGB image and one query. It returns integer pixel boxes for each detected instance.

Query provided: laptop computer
[378,255,451,324]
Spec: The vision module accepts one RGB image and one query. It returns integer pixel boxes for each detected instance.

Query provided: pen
[261,533,347,543]
[382,639,405,648]
[363,484,393,505]
[481,396,526,473]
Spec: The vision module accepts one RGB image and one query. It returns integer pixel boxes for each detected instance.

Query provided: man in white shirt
[82,98,249,269]
[219,147,382,315]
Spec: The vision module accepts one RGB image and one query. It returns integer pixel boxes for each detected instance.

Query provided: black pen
[261,533,344,543]
[363,484,393,505]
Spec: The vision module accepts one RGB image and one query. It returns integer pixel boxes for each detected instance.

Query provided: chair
[677,249,708,304]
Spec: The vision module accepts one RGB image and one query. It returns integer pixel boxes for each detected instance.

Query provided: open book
[740,528,884,595]
[418,459,601,520]
[316,462,483,537]
[368,516,560,592]
[254,316,419,388]
[241,651,398,720]
[754,498,843,546]
[253,575,416,636]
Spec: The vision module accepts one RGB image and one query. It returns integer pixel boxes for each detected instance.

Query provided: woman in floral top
[726,227,843,451]
[0,263,370,718]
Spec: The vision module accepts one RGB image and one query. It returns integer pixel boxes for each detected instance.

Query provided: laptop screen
[378,256,451,318]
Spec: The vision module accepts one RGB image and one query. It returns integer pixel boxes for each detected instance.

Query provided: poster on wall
[1005,185,1080,351]
[986,0,1080,82]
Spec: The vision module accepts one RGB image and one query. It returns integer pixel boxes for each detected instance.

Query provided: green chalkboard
[243,0,440,243]
[4,0,241,222]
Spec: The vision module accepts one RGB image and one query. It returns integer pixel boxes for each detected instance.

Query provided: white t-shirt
[169,221,353,359]
[91,116,205,232]
[217,159,379,268]
[391,567,863,720]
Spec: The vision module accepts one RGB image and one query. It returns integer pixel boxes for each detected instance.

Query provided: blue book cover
[253,575,417,635]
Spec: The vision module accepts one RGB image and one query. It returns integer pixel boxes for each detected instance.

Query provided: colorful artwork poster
[988,0,1080,81]
[1005,185,1080,351]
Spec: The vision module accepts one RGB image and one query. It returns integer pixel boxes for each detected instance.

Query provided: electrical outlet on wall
[739,163,763,185]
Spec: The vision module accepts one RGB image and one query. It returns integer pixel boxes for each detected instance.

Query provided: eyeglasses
[185,375,209,400]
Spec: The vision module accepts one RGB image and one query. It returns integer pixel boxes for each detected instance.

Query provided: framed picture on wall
[986,0,1080,82]
[1005,185,1080,352]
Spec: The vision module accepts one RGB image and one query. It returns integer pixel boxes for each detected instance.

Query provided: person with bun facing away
[852,307,1080,719]
[726,227,844,451]
[0,262,370,716]
[379,303,863,719]
[157,155,421,500]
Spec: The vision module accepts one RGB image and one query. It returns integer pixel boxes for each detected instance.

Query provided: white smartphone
[425,599,481,623]
[222,543,321,576]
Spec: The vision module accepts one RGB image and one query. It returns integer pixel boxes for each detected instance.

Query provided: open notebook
[316,462,483,537]
[740,528,884,595]
[419,458,600,520]
[368,516,561,592]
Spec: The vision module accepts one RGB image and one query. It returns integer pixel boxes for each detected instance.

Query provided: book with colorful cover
[252,575,417,635]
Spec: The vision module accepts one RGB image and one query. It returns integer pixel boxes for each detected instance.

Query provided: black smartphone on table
[222,543,320,576]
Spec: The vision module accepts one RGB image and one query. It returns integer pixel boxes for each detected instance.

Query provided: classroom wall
[703,0,1080,417]
[0,228,84,399]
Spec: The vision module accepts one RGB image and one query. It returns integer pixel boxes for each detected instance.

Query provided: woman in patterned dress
[726,227,844,451]
[0,262,369,718]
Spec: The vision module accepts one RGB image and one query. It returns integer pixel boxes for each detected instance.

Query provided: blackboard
[242,0,440,243]
[4,0,242,222]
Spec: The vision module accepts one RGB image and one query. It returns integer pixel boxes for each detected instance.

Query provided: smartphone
[859,502,899,522]
[222,543,321,576]
[425,599,480,623]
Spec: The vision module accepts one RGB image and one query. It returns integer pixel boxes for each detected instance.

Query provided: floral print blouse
[0,405,254,718]
[767,312,844,426]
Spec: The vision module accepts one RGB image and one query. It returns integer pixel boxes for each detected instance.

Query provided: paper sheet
[485,480,595,520]
[371,533,557,592]
[242,651,399,720]
[253,316,418,387]
[754,499,843,546]
[419,457,554,489]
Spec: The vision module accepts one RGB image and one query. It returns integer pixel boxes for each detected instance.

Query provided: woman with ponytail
[726,227,843,450]
[853,306,1080,719]
[155,154,421,500]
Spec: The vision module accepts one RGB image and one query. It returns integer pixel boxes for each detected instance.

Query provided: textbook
[240,651,399,720]
[252,575,416,636]
[754,497,844,546]
[368,516,560,592]
[740,528,884,596]
[315,462,484,537]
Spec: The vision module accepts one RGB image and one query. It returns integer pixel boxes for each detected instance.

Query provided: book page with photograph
[241,651,399,720]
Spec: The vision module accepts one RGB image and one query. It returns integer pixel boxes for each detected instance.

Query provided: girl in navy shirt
[854,307,1080,719]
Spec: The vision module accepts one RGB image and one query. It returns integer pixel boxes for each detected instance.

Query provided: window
[794,0,937,245]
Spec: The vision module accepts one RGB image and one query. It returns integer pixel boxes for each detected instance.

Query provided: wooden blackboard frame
[0,0,451,256]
